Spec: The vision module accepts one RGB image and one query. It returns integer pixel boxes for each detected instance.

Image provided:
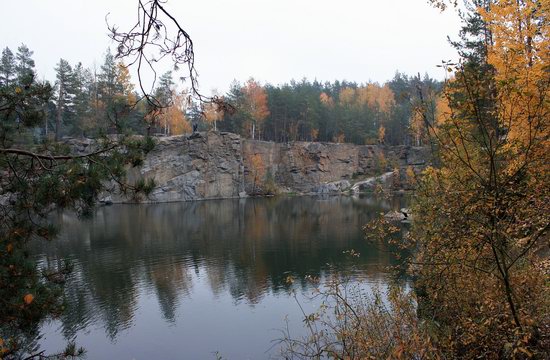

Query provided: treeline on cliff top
[0,44,442,146]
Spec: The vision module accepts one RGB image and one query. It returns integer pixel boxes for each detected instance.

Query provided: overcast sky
[1,0,462,93]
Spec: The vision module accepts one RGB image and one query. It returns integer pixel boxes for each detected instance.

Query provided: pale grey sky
[1,0,462,93]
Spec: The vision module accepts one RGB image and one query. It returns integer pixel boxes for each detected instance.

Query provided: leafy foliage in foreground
[0,61,154,358]
[281,1,549,358]
[408,1,550,357]
[278,276,438,360]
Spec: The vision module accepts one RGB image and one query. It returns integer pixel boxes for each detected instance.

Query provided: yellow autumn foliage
[480,0,549,157]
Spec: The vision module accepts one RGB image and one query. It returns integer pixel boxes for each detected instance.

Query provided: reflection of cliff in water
[32,195,407,339]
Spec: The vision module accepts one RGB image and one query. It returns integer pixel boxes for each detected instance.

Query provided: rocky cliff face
[108,132,429,203]
[108,132,244,203]
[242,140,428,193]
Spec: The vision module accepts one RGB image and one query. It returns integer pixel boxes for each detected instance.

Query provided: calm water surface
[33,195,407,359]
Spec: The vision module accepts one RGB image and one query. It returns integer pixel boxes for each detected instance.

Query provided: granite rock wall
[107,132,429,203]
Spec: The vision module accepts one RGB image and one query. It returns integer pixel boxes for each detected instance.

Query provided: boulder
[313,180,351,194]
[384,208,412,222]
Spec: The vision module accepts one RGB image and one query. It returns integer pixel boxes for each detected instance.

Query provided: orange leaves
[338,87,356,106]
[338,84,395,113]
[202,101,224,130]
[250,154,265,173]
[280,281,439,359]
[367,83,395,113]
[0,337,7,357]
[248,153,266,193]
[116,61,135,100]
[319,92,334,107]
[405,166,417,187]
[480,0,549,70]
[310,128,319,141]
[241,78,269,139]
[167,104,191,136]
[284,275,294,285]
[378,125,386,144]
[157,92,191,135]
[479,0,550,152]
[333,133,345,143]
[242,78,270,122]
[409,109,425,146]
[23,293,34,305]
[435,94,451,126]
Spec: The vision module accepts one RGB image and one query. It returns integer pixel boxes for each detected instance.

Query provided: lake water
[32,195,407,359]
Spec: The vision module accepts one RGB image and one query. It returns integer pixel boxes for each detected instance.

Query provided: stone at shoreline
[99,195,113,206]
[384,208,412,222]
[350,172,394,193]
[313,180,351,194]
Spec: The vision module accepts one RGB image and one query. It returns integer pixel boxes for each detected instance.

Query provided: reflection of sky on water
[32,195,407,359]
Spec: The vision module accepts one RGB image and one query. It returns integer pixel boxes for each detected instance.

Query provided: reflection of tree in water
[32,195,407,339]
[145,259,193,322]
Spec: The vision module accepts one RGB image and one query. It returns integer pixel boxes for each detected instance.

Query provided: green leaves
[0,57,155,357]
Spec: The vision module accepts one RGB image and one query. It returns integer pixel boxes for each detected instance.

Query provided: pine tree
[14,43,35,84]
[0,66,155,358]
[219,80,246,135]
[98,49,117,102]
[95,49,118,131]
[95,50,138,133]
[54,58,75,141]
[0,47,16,87]
[72,62,94,137]
[155,71,175,106]
[146,71,175,135]
[115,62,135,103]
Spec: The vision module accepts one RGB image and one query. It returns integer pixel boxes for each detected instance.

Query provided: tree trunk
[43,104,48,137]
[55,83,63,142]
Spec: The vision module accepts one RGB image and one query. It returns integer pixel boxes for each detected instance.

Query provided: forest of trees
[0,44,443,146]
[219,75,442,145]
[0,46,191,140]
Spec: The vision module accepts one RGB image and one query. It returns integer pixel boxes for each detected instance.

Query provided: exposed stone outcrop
[313,180,352,194]
[242,139,428,194]
[109,132,245,203]
[106,132,428,203]
[350,172,394,193]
